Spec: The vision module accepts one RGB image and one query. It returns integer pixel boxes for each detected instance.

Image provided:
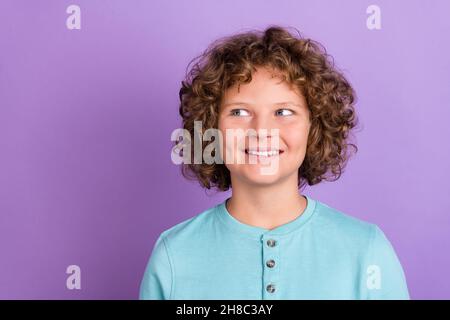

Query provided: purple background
[1,0,449,299]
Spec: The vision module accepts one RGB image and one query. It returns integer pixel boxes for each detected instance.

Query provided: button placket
[262,235,280,299]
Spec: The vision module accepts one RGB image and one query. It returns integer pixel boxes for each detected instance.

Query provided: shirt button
[266,239,277,247]
[266,283,276,293]
[266,259,276,268]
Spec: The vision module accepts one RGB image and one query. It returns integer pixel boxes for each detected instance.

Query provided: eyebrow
[222,101,304,108]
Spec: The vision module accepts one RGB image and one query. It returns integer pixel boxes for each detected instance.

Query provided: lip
[244,148,285,156]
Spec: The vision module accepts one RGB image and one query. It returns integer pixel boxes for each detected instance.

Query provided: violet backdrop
[0,0,449,299]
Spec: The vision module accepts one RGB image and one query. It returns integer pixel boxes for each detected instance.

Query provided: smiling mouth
[244,149,284,157]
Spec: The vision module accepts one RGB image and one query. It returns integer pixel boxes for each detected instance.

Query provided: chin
[238,166,286,186]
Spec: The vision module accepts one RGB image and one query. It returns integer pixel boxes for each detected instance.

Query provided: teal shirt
[139,195,409,299]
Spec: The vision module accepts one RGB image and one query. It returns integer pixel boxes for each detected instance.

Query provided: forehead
[221,67,306,106]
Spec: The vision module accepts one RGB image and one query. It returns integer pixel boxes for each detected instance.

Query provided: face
[218,66,311,187]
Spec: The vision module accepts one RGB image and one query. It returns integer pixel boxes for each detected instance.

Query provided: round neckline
[216,194,317,239]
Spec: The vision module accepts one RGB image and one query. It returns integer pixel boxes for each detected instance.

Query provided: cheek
[217,119,228,146]
[218,117,236,137]
[283,123,310,151]
[217,120,242,163]
[218,119,246,147]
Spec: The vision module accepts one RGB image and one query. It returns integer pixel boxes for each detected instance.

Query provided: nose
[251,113,272,135]
[248,114,279,146]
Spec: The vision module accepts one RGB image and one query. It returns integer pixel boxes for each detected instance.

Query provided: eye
[230,109,250,116]
[275,108,294,116]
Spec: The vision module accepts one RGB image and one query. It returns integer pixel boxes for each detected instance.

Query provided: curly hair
[178,25,358,191]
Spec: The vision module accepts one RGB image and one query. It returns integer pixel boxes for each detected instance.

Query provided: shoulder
[310,200,410,299]
[312,199,378,246]
[311,199,408,289]
[156,203,220,246]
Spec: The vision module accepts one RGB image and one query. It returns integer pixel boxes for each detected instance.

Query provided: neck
[226,173,307,230]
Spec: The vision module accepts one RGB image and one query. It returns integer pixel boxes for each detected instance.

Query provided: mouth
[244,148,284,157]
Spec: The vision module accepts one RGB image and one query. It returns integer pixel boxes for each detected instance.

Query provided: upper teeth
[247,150,280,156]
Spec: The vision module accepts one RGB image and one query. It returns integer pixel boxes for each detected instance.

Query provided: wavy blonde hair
[178,25,358,191]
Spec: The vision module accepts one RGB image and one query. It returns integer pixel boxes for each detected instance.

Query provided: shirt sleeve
[363,225,410,300]
[139,234,173,300]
